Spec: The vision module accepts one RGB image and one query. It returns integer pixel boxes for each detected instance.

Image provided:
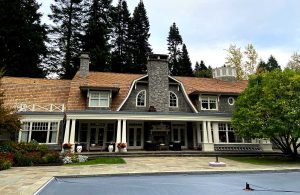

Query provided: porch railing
[16,103,65,112]
[214,144,262,152]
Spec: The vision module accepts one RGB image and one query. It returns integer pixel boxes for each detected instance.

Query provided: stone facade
[169,85,193,113]
[120,83,149,112]
[146,55,169,112]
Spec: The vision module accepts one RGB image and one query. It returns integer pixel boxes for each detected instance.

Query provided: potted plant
[117,143,127,152]
[62,143,72,152]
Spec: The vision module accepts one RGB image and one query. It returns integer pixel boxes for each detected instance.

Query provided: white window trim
[136,90,146,107]
[19,121,60,144]
[228,97,235,106]
[88,91,110,108]
[199,95,218,110]
[169,91,178,108]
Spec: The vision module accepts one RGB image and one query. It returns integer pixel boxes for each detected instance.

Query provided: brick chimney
[147,54,169,112]
[79,53,90,78]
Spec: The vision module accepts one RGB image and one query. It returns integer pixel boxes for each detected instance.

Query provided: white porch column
[202,121,208,143]
[212,122,219,144]
[121,119,127,143]
[207,121,213,143]
[115,119,122,152]
[196,122,202,145]
[63,119,71,144]
[69,119,76,152]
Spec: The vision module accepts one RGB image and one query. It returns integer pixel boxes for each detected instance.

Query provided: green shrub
[0,159,12,170]
[14,152,33,166]
[42,151,61,164]
[38,144,49,156]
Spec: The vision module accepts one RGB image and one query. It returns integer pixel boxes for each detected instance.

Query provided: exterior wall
[196,94,238,113]
[169,85,193,113]
[120,83,149,112]
[147,58,169,112]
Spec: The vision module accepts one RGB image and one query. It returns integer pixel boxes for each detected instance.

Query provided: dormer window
[169,91,178,107]
[136,90,146,107]
[89,91,110,107]
[200,96,218,110]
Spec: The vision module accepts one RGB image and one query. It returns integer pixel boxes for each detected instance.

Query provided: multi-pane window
[218,123,241,143]
[89,91,110,107]
[136,90,146,107]
[20,122,59,143]
[169,91,178,107]
[200,96,217,110]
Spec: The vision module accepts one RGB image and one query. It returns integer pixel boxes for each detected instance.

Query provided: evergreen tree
[167,22,182,75]
[0,0,47,78]
[111,0,132,73]
[256,59,267,73]
[177,44,193,76]
[83,0,113,72]
[194,60,212,78]
[130,1,151,73]
[266,55,280,71]
[48,0,85,79]
[194,61,200,72]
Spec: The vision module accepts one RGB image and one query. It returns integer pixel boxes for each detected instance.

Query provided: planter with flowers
[117,143,127,152]
[62,143,73,153]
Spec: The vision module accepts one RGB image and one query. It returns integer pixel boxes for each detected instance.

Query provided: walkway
[0,157,299,195]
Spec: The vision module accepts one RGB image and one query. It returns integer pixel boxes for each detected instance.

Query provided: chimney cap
[148,54,168,61]
[80,52,90,59]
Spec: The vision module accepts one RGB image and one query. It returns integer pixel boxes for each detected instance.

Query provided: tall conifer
[0,0,47,77]
[167,22,182,76]
[178,44,193,76]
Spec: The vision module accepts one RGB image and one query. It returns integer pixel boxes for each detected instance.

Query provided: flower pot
[108,145,114,153]
[76,145,82,153]
[120,148,127,153]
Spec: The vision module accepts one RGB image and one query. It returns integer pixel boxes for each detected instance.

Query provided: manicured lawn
[66,157,126,166]
[224,156,300,165]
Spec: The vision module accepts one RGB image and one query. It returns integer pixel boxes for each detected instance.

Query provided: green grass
[224,156,300,165]
[66,157,126,166]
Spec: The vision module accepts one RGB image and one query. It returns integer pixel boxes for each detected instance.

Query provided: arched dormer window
[169,91,178,107]
[136,90,146,107]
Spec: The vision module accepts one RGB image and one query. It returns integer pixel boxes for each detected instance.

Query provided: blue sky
[38,0,300,68]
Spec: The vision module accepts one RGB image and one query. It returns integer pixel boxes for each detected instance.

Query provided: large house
[1,54,273,152]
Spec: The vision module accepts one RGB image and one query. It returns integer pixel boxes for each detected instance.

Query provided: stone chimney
[212,66,237,81]
[79,53,90,78]
[147,54,169,112]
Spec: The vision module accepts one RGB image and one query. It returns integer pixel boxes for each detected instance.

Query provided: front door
[90,127,105,147]
[127,124,143,149]
[171,123,187,148]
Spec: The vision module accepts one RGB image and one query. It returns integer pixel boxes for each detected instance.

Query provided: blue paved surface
[37,171,300,195]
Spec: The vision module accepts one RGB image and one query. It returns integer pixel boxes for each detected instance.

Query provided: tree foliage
[225,44,243,80]
[266,55,280,72]
[244,44,258,77]
[177,44,193,76]
[48,0,85,79]
[287,52,300,71]
[130,1,151,73]
[167,22,182,75]
[232,69,300,158]
[194,60,212,78]
[0,70,21,138]
[0,0,47,78]
[111,0,132,73]
[83,0,113,72]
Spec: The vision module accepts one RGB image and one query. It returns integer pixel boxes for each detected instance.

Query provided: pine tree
[167,22,183,75]
[194,61,200,72]
[0,0,47,78]
[256,59,267,73]
[48,0,85,79]
[83,0,113,72]
[266,55,280,71]
[194,60,212,78]
[111,0,132,73]
[130,1,151,73]
[177,44,193,76]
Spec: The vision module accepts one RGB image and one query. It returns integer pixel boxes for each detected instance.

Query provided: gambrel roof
[1,71,247,112]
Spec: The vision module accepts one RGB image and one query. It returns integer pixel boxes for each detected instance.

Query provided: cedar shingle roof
[1,72,248,112]
[1,77,71,109]
[66,72,143,111]
[175,76,247,94]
